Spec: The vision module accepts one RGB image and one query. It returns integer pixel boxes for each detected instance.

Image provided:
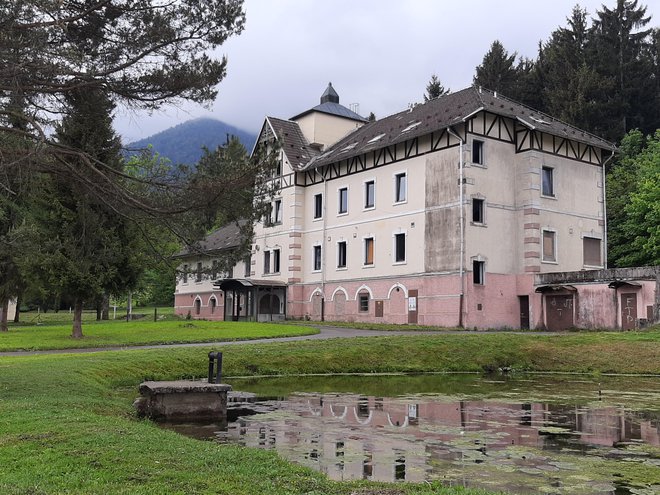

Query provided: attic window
[367,133,386,144]
[401,121,421,133]
[339,142,358,153]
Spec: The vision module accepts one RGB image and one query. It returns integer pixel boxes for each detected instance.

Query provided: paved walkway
[0,326,557,357]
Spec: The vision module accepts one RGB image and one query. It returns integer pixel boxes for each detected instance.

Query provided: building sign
[408,296,417,312]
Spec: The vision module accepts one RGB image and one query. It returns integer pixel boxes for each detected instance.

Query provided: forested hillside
[126,118,256,165]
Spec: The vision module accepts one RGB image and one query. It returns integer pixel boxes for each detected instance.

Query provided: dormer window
[401,121,421,133]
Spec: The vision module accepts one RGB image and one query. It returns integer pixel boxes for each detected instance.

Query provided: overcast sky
[114,0,660,143]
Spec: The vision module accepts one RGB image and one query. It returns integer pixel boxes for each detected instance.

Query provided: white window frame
[358,292,370,313]
[541,166,555,198]
[195,262,203,283]
[363,236,375,267]
[272,198,282,225]
[313,193,323,220]
[393,171,407,205]
[471,196,486,225]
[541,229,558,264]
[312,244,322,272]
[336,240,347,270]
[582,235,603,268]
[393,231,407,265]
[472,139,485,166]
[263,250,271,274]
[272,248,281,273]
[363,178,376,210]
[338,186,349,216]
[472,259,485,285]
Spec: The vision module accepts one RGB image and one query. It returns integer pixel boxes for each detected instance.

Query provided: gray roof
[267,117,321,170]
[320,82,339,104]
[291,82,367,122]
[297,101,368,122]
[176,220,247,258]
[303,86,615,170]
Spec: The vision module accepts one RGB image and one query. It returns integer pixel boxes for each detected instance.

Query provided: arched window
[358,290,370,313]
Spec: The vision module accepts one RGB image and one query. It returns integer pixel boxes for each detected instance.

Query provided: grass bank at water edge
[2,330,659,494]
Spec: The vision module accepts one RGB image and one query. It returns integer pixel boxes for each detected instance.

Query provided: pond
[160,374,660,494]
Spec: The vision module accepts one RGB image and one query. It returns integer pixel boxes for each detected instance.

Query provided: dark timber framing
[294,130,461,187]
[263,110,609,192]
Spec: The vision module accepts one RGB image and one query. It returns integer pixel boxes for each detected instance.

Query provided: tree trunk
[72,299,84,338]
[13,292,21,323]
[101,293,110,320]
[0,298,8,332]
[126,291,132,321]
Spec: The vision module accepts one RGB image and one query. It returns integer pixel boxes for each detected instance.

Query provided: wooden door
[519,296,530,329]
[407,290,418,324]
[621,293,637,330]
[545,294,574,331]
[375,300,384,318]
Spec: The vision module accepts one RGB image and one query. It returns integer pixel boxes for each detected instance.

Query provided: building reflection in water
[214,393,660,494]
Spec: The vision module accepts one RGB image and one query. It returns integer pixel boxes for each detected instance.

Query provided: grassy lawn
[0,338,512,495]
[0,319,319,352]
[1,329,659,494]
[14,307,175,326]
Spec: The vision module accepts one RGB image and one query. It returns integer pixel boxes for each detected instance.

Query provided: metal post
[208,353,215,383]
[207,351,223,384]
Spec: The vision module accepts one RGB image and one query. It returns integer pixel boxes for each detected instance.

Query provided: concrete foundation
[135,380,232,421]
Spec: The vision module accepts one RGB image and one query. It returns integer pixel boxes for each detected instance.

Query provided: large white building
[174,84,658,330]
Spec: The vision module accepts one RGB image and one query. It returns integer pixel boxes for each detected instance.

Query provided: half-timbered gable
[175,83,657,331]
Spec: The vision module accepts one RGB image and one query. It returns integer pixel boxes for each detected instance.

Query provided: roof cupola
[320,82,339,104]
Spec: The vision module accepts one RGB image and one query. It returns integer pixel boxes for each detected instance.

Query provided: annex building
[174,84,659,330]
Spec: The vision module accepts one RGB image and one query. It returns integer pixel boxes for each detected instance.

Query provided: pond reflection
[162,375,660,495]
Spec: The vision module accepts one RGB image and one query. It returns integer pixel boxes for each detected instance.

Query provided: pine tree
[540,6,605,132]
[423,74,450,102]
[473,41,518,95]
[590,0,655,140]
[511,56,545,110]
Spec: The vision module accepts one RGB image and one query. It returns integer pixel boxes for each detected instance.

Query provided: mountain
[125,118,256,165]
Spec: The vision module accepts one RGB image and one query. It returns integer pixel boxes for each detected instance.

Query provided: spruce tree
[540,6,605,132]
[423,74,450,102]
[473,41,518,95]
[590,0,655,140]
[35,87,144,338]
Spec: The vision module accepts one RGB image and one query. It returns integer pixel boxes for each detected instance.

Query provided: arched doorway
[259,294,281,316]
[334,291,346,317]
[311,292,323,319]
[194,298,201,316]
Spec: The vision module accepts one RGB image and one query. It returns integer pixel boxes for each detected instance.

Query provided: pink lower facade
[175,268,659,330]
[175,292,226,321]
